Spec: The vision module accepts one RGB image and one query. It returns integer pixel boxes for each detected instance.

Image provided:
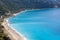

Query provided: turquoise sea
[8,8,60,40]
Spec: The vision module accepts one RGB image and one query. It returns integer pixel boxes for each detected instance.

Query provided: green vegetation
[0,0,54,40]
[0,0,59,40]
[0,0,57,16]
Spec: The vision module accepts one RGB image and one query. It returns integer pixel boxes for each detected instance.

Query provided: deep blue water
[8,8,60,40]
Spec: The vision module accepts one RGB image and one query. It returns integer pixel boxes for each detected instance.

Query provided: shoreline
[12,8,57,17]
[2,9,41,40]
[8,8,54,18]
[7,9,40,19]
[7,19,27,40]
[2,9,29,40]
[2,19,27,40]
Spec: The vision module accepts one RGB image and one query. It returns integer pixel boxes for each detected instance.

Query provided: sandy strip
[2,9,40,40]
[2,10,28,40]
[13,9,41,17]
[2,19,27,40]
[13,10,28,17]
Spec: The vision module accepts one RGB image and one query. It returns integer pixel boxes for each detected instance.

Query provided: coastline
[2,19,27,40]
[2,10,29,40]
[2,8,49,40]
[7,9,41,19]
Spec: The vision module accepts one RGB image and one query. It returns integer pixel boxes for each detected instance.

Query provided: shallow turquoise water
[8,8,60,40]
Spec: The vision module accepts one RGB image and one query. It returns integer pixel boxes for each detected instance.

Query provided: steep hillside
[0,0,60,16]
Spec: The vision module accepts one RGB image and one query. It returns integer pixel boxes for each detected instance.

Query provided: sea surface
[8,8,60,40]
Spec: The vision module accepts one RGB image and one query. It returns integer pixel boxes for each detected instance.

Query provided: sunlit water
[8,8,60,40]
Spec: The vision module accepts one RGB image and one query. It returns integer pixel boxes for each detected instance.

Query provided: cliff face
[0,0,60,15]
